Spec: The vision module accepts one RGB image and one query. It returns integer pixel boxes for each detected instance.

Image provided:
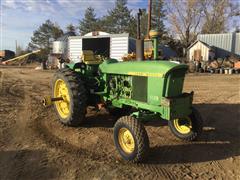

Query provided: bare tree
[201,0,240,34]
[166,0,203,50]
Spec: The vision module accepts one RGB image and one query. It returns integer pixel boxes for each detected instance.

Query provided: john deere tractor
[43,31,203,163]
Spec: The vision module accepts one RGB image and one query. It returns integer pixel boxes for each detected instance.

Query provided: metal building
[53,32,136,63]
[197,33,240,58]
[52,32,76,60]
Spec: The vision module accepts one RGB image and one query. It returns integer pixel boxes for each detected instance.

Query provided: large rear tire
[168,107,203,141]
[52,68,87,127]
[113,116,149,163]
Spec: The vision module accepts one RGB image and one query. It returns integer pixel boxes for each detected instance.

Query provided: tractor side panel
[147,77,163,105]
[165,69,186,97]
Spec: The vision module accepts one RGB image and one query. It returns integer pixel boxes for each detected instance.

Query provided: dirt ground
[0,66,239,180]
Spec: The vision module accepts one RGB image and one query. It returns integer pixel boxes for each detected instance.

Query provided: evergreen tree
[105,0,136,37]
[66,24,76,35]
[79,7,98,35]
[140,9,148,38]
[151,0,166,38]
[28,19,63,60]
[29,19,63,50]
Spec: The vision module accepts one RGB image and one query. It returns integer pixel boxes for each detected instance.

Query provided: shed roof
[187,40,212,50]
[68,33,130,39]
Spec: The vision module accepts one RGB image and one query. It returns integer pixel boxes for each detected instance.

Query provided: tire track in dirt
[4,77,33,142]
[31,110,114,163]
[0,71,4,93]
[2,149,52,180]
[18,79,178,179]
[138,163,177,179]
[1,77,56,180]
[30,104,179,179]
[28,100,115,161]
[0,75,52,179]
[6,151,27,180]
[0,72,20,149]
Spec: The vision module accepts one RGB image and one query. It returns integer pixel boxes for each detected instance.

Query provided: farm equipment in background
[122,52,136,61]
[43,29,203,163]
[144,31,163,59]
[144,39,154,59]
[1,50,41,65]
[122,31,163,61]
[0,50,15,61]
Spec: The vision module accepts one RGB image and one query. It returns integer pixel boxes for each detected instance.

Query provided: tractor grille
[132,76,148,102]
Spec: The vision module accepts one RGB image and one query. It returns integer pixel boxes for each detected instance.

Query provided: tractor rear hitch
[42,96,63,107]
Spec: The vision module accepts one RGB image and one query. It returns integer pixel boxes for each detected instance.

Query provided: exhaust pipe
[136,9,144,61]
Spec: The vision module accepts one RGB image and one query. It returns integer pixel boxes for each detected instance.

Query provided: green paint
[99,60,188,77]
[65,63,75,70]
[64,57,192,121]
[153,37,158,60]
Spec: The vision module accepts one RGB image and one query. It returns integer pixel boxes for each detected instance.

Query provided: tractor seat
[81,50,102,65]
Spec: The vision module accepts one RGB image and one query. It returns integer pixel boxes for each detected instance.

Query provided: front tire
[52,68,87,127]
[113,116,149,163]
[168,107,203,141]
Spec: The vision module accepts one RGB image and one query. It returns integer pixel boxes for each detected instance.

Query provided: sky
[0,0,147,52]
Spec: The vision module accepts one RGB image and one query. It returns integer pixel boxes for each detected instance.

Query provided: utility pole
[137,9,142,40]
[148,0,152,39]
[15,40,18,56]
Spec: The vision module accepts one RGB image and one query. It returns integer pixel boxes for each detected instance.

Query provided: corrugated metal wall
[68,38,82,63]
[68,34,133,62]
[110,36,129,60]
[235,33,240,55]
[198,33,240,57]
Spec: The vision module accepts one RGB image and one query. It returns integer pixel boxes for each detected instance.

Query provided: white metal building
[188,40,215,61]
[66,32,135,63]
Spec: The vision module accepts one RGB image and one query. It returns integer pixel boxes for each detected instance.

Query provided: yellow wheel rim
[118,128,135,154]
[54,79,70,119]
[173,117,192,134]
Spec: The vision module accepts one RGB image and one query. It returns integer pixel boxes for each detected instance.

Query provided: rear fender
[65,63,85,71]
[161,92,194,120]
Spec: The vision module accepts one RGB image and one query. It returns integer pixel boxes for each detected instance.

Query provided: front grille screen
[132,76,148,102]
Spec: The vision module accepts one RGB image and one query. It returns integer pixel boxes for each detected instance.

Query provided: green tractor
[43,31,203,163]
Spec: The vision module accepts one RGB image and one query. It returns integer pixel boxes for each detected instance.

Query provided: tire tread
[52,68,87,127]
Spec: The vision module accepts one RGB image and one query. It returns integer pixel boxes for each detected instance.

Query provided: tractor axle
[42,96,63,107]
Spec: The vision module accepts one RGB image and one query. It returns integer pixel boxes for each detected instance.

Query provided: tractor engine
[108,75,132,99]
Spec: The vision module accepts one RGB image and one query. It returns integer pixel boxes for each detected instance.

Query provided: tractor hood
[99,59,188,78]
